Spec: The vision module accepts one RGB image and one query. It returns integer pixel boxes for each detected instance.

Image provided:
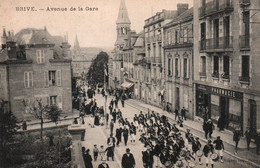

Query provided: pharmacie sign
[196,84,243,100]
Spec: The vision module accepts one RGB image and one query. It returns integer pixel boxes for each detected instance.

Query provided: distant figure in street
[123,126,129,146]
[192,137,202,165]
[129,122,136,144]
[213,136,224,163]
[99,145,106,161]
[255,130,260,155]
[142,145,154,168]
[245,128,252,151]
[84,148,93,168]
[121,148,135,168]
[105,113,109,126]
[115,98,118,108]
[121,94,126,108]
[109,105,113,114]
[217,117,225,131]
[94,114,100,126]
[110,99,114,108]
[174,108,180,121]
[22,121,27,131]
[181,107,186,120]
[112,109,117,123]
[110,119,114,135]
[203,140,214,168]
[93,144,99,161]
[115,127,122,146]
[233,127,241,155]
[203,119,215,139]
[105,143,114,161]
[107,134,116,147]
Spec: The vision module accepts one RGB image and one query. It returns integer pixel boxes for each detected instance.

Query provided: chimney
[177,3,189,16]
[1,27,7,49]
[61,38,71,59]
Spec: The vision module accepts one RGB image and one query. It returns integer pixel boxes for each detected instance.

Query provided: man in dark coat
[255,130,260,155]
[121,148,135,168]
[107,133,116,147]
[123,126,129,146]
[204,119,215,139]
[142,145,154,168]
[174,108,179,121]
[116,127,122,146]
[98,161,110,168]
[112,109,117,123]
[181,107,186,120]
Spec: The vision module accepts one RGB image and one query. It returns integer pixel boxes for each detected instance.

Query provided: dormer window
[36,49,45,64]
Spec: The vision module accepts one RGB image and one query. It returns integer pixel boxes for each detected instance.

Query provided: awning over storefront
[121,82,134,89]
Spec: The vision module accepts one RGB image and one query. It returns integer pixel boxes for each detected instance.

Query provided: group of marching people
[132,110,225,168]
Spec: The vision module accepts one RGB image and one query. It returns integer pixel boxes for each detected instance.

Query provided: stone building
[144,9,178,107]
[193,0,260,132]
[0,27,73,120]
[163,4,193,117]
[109,0,131,90]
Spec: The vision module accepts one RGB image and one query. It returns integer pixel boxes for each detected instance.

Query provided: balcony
[150,57,162,64]
[212,72,219,78]
[221,73,230,80]
[199,72,206,76]
[239,35,250,49]
[239,76,250,83]
[239,0,250,6]
[200,1,233,17]
[200,36,233,52]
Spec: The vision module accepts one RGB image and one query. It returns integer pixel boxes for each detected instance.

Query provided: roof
[14,28,54,45]
[134,31,144,47]
[164,7,193,29]
[116,0,131,24]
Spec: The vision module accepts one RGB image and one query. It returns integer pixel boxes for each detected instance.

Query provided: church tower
[73,34,80,56]
[115,0,131,50]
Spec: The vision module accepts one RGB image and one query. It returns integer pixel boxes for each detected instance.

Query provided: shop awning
[121,82,134,89]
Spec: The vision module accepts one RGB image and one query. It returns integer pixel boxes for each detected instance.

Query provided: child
[99,145,106,161]
[93,144,99,161]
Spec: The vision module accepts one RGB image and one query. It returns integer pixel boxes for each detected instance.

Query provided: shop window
[222,56,230,79]
[213,56,219,78]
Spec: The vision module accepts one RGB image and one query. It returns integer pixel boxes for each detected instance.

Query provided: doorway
[249,100,256,132]
[220,96,229,128]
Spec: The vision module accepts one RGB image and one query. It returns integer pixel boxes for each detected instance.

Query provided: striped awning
[121,82,134,89]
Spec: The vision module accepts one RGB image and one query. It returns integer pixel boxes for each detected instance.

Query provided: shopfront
[196,84,243,131]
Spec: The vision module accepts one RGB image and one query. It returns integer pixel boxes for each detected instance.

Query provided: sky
[0,0,193,49]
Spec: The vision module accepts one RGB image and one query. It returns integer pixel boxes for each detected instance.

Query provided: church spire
[74,34,80,51]
[116,0,131,24]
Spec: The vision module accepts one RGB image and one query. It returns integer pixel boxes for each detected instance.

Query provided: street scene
[1,0,260,168]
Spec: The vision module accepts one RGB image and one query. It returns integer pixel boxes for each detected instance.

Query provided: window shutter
[36,50,40,63]
[57,70,61,86]
[42,50,45,63]
[46,96,50,105]
[24,72,28,88]
[187,59,189,78]
[44,71,49,87]
[58,95,62,109]
[29,72,33,88]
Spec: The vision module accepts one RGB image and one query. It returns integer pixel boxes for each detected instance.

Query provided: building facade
[163,4,194,118]
[0,27,73,120]
[144,10,177,107]
[193,0,260,132]
[71,35,93,78]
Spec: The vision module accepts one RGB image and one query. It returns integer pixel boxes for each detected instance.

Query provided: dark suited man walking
[121,148,135,168]
[123,126,129,146]
[142,145,154,168]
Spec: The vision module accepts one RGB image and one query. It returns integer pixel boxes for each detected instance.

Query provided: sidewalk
[125,98,260,167]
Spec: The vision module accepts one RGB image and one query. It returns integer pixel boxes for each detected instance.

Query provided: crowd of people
[74,81,260,168]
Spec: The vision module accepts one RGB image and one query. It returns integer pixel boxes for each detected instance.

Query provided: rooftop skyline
[0,0,193,49]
